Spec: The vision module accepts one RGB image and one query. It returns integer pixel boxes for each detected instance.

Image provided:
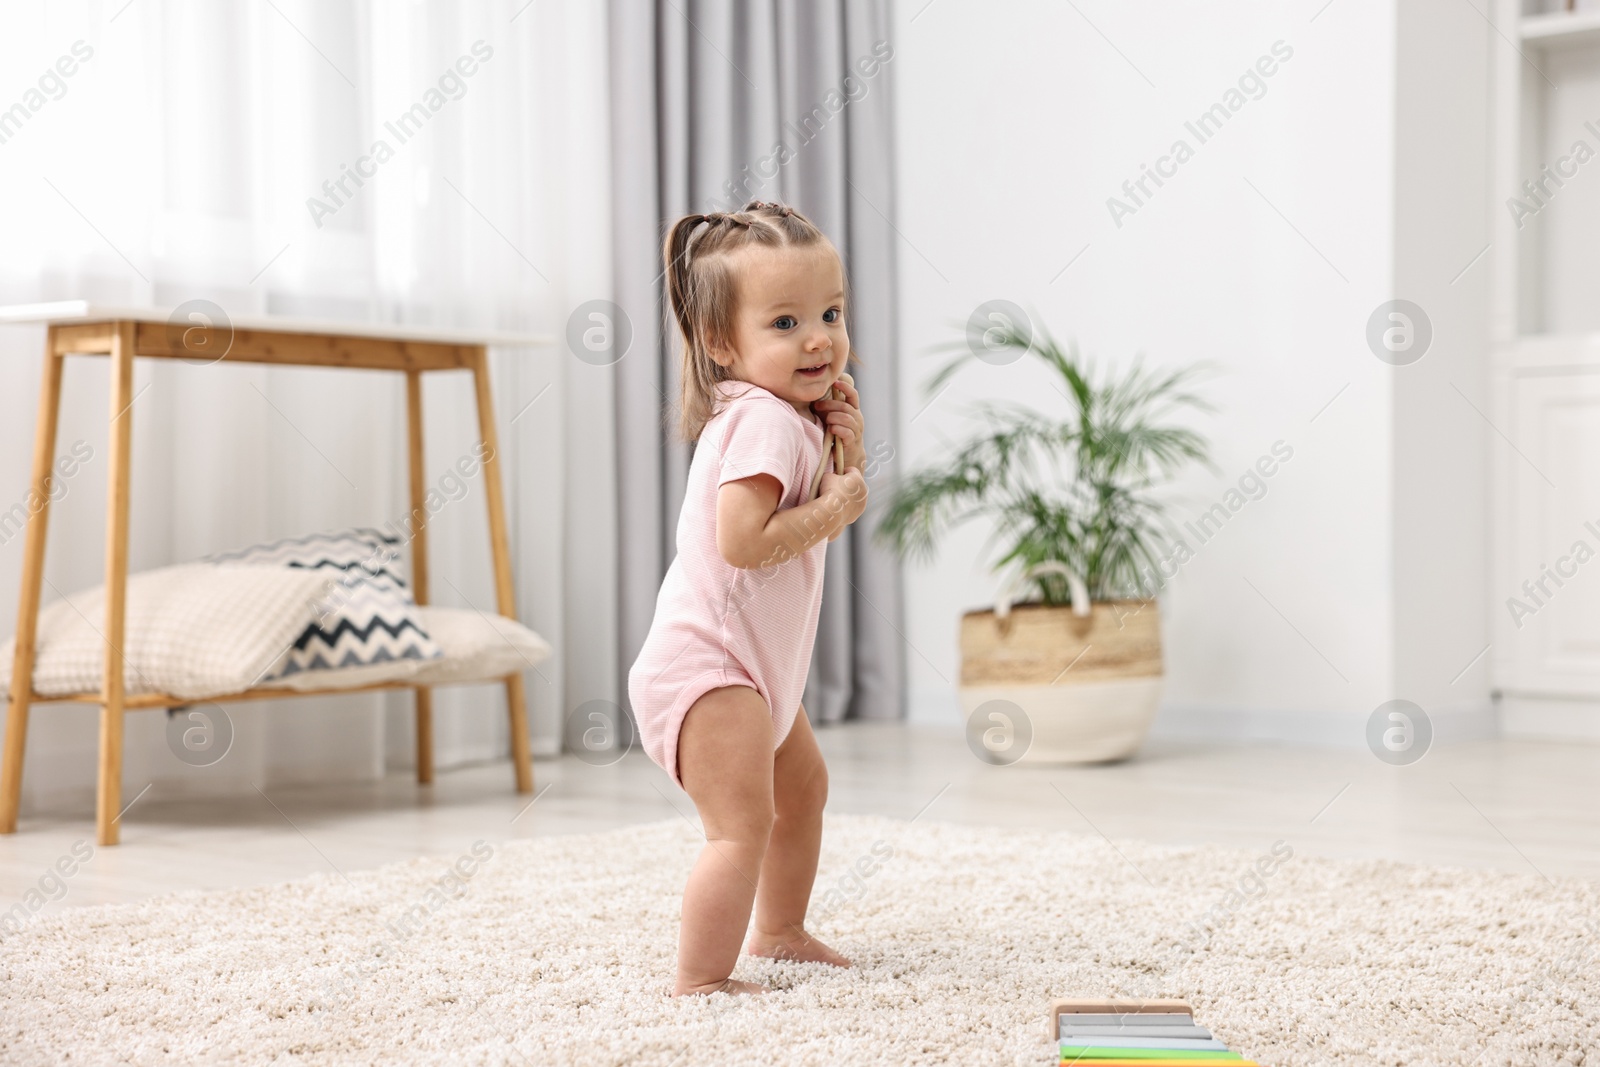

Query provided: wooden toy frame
[1048,998,1194,1045]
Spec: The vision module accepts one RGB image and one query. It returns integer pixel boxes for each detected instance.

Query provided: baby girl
[627,199,869,996]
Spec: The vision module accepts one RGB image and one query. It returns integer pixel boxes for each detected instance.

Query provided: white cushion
[409,606,553,685]
[261,655,423,691]
[261,606,554,692]
[0,563,336,702]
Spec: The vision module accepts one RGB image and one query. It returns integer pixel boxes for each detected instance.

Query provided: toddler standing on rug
[627,199,869,997]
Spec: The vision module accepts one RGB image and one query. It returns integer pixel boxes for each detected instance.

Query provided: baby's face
[714,243,849,418]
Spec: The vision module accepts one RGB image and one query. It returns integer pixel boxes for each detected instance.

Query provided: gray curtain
[610,0,904,730]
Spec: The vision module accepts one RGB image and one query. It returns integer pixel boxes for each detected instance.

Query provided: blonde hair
[662,199,861,442]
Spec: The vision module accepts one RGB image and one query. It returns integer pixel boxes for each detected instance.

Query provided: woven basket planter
[959,563,1163,763]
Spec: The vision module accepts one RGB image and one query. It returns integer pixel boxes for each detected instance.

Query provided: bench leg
[0,338,66,834]
[505,673,532,793]
[404,370,435,785]
[471,347,534,795]
[98,323,135,847]
[415,686,434,784]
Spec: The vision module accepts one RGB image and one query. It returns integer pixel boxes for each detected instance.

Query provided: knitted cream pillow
[0,563,337,702]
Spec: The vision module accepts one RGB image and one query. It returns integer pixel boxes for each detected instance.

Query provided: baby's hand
[820,465,868,528]
[814,375,866,473]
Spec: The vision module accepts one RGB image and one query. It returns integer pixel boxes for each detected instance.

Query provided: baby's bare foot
[746,926,852,967]
[671,977,770,997]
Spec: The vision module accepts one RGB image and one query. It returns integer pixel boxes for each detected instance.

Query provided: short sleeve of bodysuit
[712,392,812,504]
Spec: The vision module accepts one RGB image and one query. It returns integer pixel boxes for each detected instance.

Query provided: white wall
[889,0,1491,742]
[1391,0,1493,728]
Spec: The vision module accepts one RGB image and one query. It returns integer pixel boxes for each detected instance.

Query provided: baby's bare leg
[746,705,851,967]
[672,684,775,996]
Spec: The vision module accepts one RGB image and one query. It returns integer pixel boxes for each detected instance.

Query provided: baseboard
[913,684,1503,748]
[1148,701,1500,748]
[17,749,100,815]
[390,737,562,767]
[1498,693,1600,741]
[17,741,563,814]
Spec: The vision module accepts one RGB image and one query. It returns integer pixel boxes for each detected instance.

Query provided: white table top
[0,301,555,348]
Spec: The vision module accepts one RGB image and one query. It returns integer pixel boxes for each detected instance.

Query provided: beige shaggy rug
[2,813,1597,1066]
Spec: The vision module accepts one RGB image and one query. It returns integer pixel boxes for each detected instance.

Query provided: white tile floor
[3,723,1597,920]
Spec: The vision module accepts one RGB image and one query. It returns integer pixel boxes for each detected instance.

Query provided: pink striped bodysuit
[627,379,828,789]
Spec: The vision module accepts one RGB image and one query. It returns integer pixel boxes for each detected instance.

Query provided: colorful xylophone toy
[1050,998,1267,1066]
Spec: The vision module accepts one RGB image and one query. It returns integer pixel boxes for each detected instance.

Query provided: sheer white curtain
[0,1,614,807]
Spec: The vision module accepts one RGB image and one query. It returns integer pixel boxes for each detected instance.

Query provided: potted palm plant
[874,312,1216,763]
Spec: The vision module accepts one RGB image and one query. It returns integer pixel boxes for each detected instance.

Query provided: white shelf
[1520,10,1600,47]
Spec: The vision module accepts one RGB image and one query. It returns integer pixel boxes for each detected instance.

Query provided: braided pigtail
[663,213,712,369]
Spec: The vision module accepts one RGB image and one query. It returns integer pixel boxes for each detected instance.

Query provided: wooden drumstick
[830,371,852,475]
[807,371,854,501]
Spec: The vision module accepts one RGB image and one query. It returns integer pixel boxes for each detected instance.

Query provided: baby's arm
[717,470,866,569]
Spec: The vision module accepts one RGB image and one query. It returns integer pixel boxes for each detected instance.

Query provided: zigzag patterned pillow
[203,527,442,687]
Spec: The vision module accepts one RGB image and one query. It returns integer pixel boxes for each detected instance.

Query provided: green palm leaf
[874,314,1217,606]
